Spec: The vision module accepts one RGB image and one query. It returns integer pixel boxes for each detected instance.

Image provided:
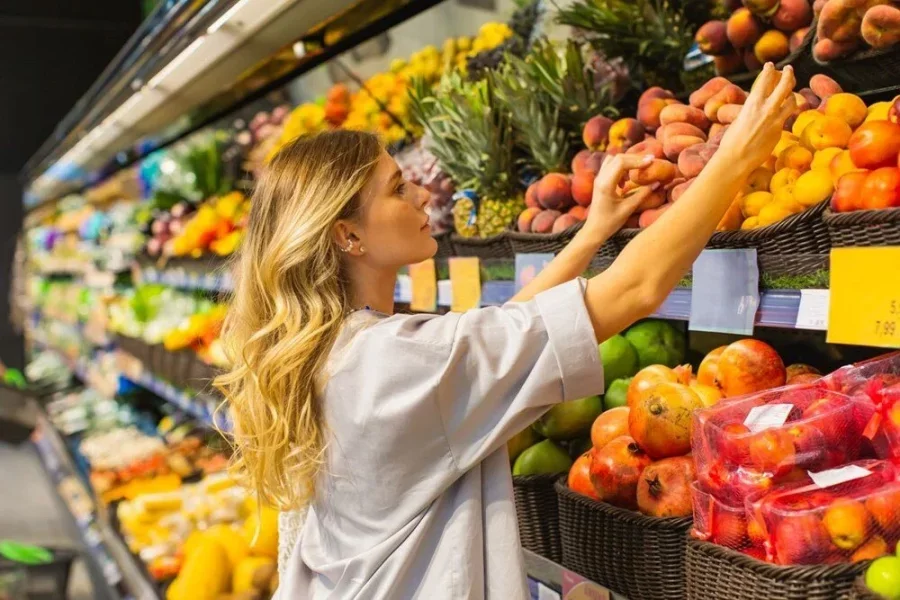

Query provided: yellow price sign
[449,257,481,312]
[828,247,900,348]
[409,259,437,313]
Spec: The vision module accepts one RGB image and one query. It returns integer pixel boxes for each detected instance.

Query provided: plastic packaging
[692,383,875,505]
[747,459,900,565]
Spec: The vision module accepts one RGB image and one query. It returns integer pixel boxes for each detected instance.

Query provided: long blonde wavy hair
[215,130,382,510]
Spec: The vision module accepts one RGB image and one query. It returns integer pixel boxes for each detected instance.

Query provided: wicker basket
[450,232,513,259]
[850,576,886,600]
[432,231,454,259]
[823,207,900,247]
[556,479,691,600]
[727,21,817,87]
[685,538,869,600]
[814,43,900,93]
[512,474,562,562]
[507,222,619,261]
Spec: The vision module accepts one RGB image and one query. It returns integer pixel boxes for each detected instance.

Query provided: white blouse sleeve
[389,278,604,472]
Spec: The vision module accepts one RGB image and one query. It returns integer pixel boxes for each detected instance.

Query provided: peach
[669,178,694,202]
[861,5,900,48]
[640,86,677,105]
[793,92,812,114]
[810,74,843,99]
[774,130,800,155]
[744,0,782,16]
[814,0,828,15]
[537,173,573,210]
[678,143,717,178]
[773,0,813,31]
[659,104,712,131]
[848,120,900,169]
[636,188,667,211]
[890,95,900,123]
[607,118,646,154]
[742,216,760,229]
[812,38,860,63]
[851,536,889,562]
[626,138,666,160]
[798,88,821,109]
[831,170,867,212]
[656,122,706,144]
[584,151,607,174]
[741,190,774,217]
[744,48,764,72]
[623,214,641,229]
[704,84,747,122]
[696,20,731,55]
[758,201,796,226]
[714,51,745,76]
[794,170,835,207]
[517,206,542,232]
[571,149,592,174]
[818,0,865,41]
[776,144,814,171]
[823,498,870,550]
[771,167,802,192]
[821,93,868,128]
[754,30,791,63]
[583,115,614,150]
[552,213,582,233]
[637,97,679,132]
[638,203,672,228]
[830,150,861,182]
[865,101,892,123]
[571,170,597,207]
[689,77,730,109]
[630,159,678,185]
[790,27,811,51]
[717,104,743,124]
[792,110,825,137]
[801,115,853,151]
[709,123,729,146]
[531,209,561,233]
[525,182,540,208]
[811,147,843,171]
[860,165,900,209]
[744,167,775,194]
[568,205,588,221]
[773,185,804,211]
[727,8,764,48]
[717,197,745,230]
[663,135,706,161]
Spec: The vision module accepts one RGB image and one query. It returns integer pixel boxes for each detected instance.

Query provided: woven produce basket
[814,43,900,93]
[507,221,619,260]
[685,538,869,600]
[450,232,513,259]
[556,480,691,600]
[850,576,885,600]
[823,207,900,247]
[512,474,562,562]
[432,231,454,259]
[729,21,817,87]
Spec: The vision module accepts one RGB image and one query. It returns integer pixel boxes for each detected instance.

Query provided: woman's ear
[333,220,364,255]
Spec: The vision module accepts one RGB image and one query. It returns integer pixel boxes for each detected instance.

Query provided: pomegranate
[589,435,652,509]
[715,339,786,397]
[590,407,630,450]
[785,363,821,384]
[698,346,728,386]
[636,456,696,517]
[627,364,692,408]
[568,453,599,499]
[629,382,704,459]
[690,381,724,407]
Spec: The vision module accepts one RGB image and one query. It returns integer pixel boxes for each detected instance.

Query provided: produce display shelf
[31,409,160,600]
[138,264,233,293]
[523,548,628,600]
[124,367,230,432]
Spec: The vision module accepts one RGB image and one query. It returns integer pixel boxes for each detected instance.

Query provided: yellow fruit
[776,144,813,172]
[791,110,825,138]
[169,535,230,600]
[741,191,774,217]
[810,148,843,171]
[770,168,802,193]
[741,217,759,230]
[233,557,275,593]
[865,102,891,123]
[243,505,279,559]
[206,524,249,570]
[772,186,803,213]
[758,203,795,226]
[773,131,800,157]
[793,170,834,207]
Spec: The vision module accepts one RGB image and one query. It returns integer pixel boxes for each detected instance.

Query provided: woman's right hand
[717,63,797,176]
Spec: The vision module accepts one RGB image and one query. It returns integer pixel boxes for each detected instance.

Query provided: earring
[359,245,366,254]
[339,240,354,253]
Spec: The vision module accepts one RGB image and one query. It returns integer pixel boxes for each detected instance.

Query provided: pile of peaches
[695,0,813,77]
[567,339,809,519]
[814,0,900,62]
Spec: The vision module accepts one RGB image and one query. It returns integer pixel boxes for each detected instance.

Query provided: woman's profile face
[355,151,437,268]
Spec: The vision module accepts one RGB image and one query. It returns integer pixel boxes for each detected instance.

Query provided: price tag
[563,570,611,600]
[449,257,481,312]
[744,404,794,433]
[395,274,412,303]
[515,253,554,292]
[437,280,453,307]
[795,289,830,330]
[829,247,900,347]
[409,259,437,312]
[689,249,759,335]
[538,582,562,600]
[808,465,873,489]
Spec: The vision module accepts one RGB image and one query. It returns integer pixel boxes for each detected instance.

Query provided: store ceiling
[0,0,141,173]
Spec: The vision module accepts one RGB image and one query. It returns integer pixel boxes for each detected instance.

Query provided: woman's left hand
[583,153,659,243]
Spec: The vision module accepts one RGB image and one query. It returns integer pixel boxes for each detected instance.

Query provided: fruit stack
[695,0,813,78]
[813,0,900,63]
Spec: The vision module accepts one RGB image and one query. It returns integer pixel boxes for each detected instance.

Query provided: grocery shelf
[523,549,628,600]
[124,365,230,432]
[31,409,160,600]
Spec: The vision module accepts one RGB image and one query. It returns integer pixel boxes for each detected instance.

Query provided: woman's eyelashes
[395,181,407,196]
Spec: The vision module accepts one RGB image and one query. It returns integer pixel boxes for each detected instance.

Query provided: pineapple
[409,73,521,239]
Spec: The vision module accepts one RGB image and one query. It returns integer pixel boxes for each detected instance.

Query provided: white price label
[538,583,561,600]
[743,403,794,433]
[437,280,453,307]
[396,274,412,303]
[809,465,873,488]
[796,289,830,330]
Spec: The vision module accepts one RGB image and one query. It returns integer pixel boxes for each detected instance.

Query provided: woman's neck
[347,263,397,315]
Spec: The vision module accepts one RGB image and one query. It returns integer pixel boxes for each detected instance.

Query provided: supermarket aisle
[0,441,109,600]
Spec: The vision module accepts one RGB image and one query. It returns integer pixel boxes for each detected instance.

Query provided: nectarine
[848,121,900,169]
[861,167,900,209]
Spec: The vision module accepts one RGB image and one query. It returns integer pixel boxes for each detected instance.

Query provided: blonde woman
[217,64,796,599]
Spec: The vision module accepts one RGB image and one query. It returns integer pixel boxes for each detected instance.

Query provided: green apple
[533,395,604,440]
[508,427,542,464]
[603,378,631,410]
[866,556,900,600]
[512,440,573,476]
[624,319,686,369]
[599,335,639,384]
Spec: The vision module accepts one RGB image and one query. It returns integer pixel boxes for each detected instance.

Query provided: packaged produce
[692,382,875,504]
[691,479,771,558]
[748,459,900,565]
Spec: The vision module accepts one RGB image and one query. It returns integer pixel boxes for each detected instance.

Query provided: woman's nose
[415,183,430,210]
